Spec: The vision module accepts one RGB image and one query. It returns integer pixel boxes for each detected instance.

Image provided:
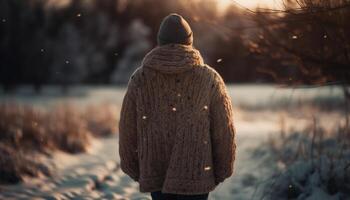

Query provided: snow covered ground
[0,85,344,199]
[0,116,279,200]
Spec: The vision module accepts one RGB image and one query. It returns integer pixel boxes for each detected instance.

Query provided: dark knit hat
[157,13,193,46]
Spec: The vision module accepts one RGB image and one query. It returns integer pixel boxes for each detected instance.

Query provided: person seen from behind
[119,13,236,200]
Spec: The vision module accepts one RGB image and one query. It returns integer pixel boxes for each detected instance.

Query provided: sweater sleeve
[118,75,139,182]
[209,73,236,185]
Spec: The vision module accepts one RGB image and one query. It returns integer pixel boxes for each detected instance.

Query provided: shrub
[0,143,51,184]
[0,103,119,183]
[83,104,119,137]
[264,121,350,199]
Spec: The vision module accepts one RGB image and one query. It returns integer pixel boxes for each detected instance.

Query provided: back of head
[157,13,193,46]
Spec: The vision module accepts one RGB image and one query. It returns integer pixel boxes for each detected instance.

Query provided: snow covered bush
[0,143,51,184]
[0,103,119,183]
[264,122,350,199]
[50,23,87,86]
[111,19,151,84]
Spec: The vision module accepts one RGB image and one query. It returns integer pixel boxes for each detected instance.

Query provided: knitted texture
[118,43,236,195]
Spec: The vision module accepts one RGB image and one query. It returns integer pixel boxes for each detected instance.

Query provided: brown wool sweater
[118,44,236,195]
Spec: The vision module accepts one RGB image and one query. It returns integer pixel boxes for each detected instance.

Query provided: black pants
[151,191,209,200]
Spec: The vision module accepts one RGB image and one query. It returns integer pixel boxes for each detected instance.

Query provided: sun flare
[217,0,281,10]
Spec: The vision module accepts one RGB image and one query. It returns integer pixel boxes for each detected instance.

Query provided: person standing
[119,13,236,200]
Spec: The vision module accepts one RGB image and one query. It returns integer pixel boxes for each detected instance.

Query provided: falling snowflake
[65,60,70,64]
[292,35,298,39]
[323,35,327,39]
[40,48,45,53]
[1,19,6,23]
[32,122,38,127]
[76,13,82,17]
[216,58,223,63]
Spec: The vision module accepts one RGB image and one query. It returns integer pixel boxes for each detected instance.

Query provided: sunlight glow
[217,0,281,10]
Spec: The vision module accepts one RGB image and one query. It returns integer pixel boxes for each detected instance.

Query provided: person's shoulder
[198,64,225,84]
[130,66,143,79]
[127,66,144,88]
[202,64,220,76]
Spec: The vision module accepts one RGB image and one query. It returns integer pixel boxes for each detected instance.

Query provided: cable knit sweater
[118,44,236,195]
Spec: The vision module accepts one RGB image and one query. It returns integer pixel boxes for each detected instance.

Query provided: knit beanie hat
[157,13,193,46]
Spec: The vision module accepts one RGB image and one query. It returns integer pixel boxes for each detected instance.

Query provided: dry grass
[264,118,350,199]
[271,117,350,165]
[0,103,119,183]
[0,143,51,184]
[83,104,119,137]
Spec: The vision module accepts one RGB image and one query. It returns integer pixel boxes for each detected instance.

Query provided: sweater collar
[142,44,204,74]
